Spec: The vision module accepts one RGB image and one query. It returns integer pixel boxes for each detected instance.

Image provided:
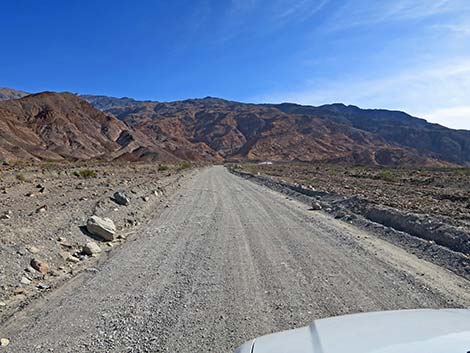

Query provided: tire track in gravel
[234,175,468,309]
[1,166,469,353]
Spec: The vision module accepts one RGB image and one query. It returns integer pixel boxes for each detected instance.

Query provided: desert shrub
[158,164,169,172]
[43,161,56,169]
[455,168,470,176]
[16,173,28,182]
[178,162,192,170]
[242,165,259,175]
[328,168,338,177]
[73,169,97,179]
[377,170,397,182]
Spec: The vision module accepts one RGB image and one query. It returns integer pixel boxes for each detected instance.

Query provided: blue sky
[1,0,469,129]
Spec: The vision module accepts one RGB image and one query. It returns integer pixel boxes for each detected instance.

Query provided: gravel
[0,166,469,352]
[0,163,187,308]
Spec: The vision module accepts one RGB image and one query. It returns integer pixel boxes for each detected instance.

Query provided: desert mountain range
[0,87,469,166]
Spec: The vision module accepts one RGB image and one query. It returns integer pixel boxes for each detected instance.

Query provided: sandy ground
[0,166,468,352]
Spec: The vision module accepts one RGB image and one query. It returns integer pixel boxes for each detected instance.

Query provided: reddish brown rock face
[86,96,463,166]
[0,92,180,163]
[1,92,469,166]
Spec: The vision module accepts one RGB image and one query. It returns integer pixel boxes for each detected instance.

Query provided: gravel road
[1,166,469,352]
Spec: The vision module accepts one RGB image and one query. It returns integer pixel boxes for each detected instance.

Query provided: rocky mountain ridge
[1,88,469,166]
[0,92,178,162]
[0,88,29,101]
[83,94,470,166]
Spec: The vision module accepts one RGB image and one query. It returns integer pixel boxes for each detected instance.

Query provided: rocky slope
[1,88,469,165]
[0,162,190,319]
[0,92,178,162]
[273,103,470,166]
[84,95,467,166]
[0,88,29,101]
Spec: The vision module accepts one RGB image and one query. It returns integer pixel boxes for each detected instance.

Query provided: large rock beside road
[113,191,130,206]
[86,216,116,241]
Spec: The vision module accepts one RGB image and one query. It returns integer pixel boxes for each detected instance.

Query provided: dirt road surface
[1,166,469,352]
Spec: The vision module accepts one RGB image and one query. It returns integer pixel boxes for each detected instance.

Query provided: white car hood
[239,309,470,353]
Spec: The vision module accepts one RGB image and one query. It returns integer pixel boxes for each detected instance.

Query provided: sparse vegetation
[0,162,187,314]
[376,169,398,182]
[238,165,258,175]
[178,162,192,170]
[16,173,28,182]
[454,168,470,176]
[237,162,470,230]
[73,169,97,179]
[43,161,57,170]
[158,164,169,172]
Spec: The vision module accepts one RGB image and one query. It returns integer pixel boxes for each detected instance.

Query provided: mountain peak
[0,87,30,101]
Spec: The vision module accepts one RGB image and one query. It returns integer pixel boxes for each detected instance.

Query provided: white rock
[20,276,31,285]
[86,216,116,241]
[0,338,10,347]
[83,241,102,256]
[35,205,47,213]
[67,255,80,263]
[36,283,49,290]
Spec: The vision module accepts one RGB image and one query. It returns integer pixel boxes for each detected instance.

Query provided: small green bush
[73,169,97,179]
[377,170,397,182]
[178,162,192,170]
[44,161,56,169]
[455,168,470,176]
[158,165,169,172]
[16,173,27,182]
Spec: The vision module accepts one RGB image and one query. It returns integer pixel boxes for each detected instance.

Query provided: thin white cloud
[434,23,470,36]
[254,59,470,130]
[209,0,329,44]
[222,0,470,131]
[224,0,329,32]
[272,0,329,23]
[423,106,470,130]
[328,0,470,31]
